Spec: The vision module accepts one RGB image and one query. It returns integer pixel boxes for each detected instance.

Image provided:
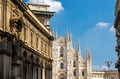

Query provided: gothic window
[60,63,64,69]
[73,70,76,76]
[73,61,76,67]
[60,47,64,57]
[82,71,84,76]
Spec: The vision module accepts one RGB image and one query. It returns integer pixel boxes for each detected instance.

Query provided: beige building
[52,33,92,79]
[92,70,119,79]
[0,0,54,79]
[114,0,120,78]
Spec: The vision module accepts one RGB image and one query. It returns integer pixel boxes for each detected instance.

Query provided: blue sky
[24,0,117,70]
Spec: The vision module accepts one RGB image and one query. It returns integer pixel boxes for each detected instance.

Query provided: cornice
[11,0,27,11]
[22,42,53,62]
[11,0,54,40]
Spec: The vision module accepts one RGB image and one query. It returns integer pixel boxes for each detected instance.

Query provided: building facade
[52,33,92,79]
[114,0,120,78]
[92,70,119,79]
[0,0,54,79]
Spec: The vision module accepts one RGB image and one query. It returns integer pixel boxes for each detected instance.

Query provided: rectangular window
[36,36,38,49]
[45,44,47,54]
[41,41,43,51]
[60,63,64,69]
[73,61,76,67]
[60,53,63,57]
[74,71,76,76]
[31,32,33,45]
[82,71,84,76]
[24,27,27,41]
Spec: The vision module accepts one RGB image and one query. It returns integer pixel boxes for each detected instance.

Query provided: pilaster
[42,61,45,79]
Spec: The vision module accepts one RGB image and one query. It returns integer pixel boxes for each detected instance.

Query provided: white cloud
[95,22,115,32]
[110,26,115,32]
[93,65,108,71]
[96,22,110,27]
[28,0,64,13]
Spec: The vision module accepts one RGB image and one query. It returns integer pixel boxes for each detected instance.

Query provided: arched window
[73,61,76,67]
[60,63,64,69]
[60,47,64,57]
[74,70,76,76]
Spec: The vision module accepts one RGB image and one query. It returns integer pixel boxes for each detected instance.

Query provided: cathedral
[52,33,92,79]
[0,0,54,79]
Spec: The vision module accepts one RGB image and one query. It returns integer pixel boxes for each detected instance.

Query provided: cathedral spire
[53,27,58,40]
[55,30,58,40]
[77,41,81,58]
[86,48,92,79]
[69,31,72,41]
[65,32,69,42]
[86,48,91,62]
[78,41,80,52]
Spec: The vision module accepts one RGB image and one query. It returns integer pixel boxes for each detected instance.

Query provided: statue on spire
[77,41,81,56]
[69,31,72,41]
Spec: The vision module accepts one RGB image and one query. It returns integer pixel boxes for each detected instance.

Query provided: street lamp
[105,61,112,79]
[105,61,112,71]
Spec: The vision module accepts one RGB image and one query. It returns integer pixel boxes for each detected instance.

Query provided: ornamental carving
[10,17,23,38]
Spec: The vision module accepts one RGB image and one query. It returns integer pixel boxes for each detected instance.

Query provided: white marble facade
[52,33,92,79]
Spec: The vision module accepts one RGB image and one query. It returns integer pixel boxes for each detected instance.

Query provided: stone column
[42,67,45,79]
[0,54,11,79]
[42,62,45,79]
